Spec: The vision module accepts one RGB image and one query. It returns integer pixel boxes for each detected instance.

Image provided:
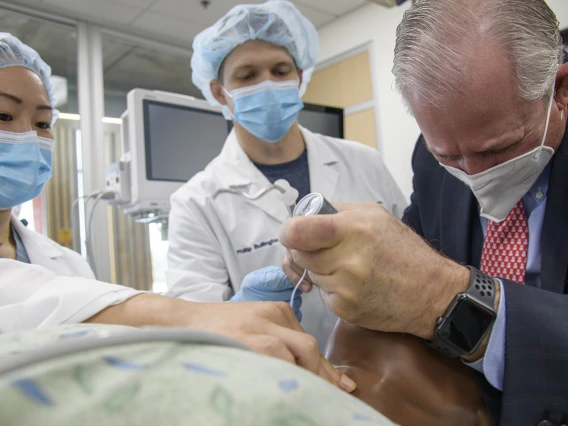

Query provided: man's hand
[86,293,356,392]
[230,266,303,321]
[280,202,470,340]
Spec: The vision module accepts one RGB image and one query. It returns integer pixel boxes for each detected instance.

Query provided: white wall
[317,2,417,199]
[549,0,568,29]
[316,1,568,199]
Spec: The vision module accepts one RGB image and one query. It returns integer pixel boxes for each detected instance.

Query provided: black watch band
[426,266,497,358]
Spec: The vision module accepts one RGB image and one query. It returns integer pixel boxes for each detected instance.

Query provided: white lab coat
[0,216,141,332]
[167,126,408,349]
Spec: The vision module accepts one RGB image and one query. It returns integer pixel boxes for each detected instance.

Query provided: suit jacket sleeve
[499,279,568,423]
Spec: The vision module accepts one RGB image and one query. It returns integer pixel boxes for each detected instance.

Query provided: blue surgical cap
[191,0,320,106]
[0,33,55,108]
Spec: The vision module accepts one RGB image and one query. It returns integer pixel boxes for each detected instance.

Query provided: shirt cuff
[464,279,506,391]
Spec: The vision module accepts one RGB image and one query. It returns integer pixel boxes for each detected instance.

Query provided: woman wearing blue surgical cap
[0,32,141,324]
[0,37,81,269]
[167,0,407,350]
[0,33,354,392]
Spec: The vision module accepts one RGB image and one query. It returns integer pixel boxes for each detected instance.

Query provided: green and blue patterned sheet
[0,324,394,426]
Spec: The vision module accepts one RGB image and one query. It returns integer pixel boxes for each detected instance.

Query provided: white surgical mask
[440,85,556,223]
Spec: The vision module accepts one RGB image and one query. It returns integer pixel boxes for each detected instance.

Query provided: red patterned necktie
[480,200,528,284]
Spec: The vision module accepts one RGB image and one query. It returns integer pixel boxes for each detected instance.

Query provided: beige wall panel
[303,51,373,108]
[303,64,343,108]
[345,108,378,149]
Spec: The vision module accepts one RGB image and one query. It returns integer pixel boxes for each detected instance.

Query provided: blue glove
[230,266,303,322]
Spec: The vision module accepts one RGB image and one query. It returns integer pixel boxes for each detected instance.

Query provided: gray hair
[393,0,564,109]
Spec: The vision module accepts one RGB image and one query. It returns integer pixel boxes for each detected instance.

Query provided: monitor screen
[144,100,230,182]
[143,100,344,183]
[298,104,344,139]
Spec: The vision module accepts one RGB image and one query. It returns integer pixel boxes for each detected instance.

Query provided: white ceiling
[1,0,370,114]
[7,0,369,46]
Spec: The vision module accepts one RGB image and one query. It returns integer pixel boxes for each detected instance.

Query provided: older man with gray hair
[279,0,568,424]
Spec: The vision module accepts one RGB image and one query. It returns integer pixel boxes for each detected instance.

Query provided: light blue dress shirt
[466,165,551,390]
[0,224,31,264]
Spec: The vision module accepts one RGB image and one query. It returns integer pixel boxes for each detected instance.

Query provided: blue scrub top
[254,148,311,202]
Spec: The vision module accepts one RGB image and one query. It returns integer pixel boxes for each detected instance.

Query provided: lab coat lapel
[302,127,339,200]
[10,216,70,274]
[216,130,289,223]
[216,131,254,188]
[541,126,568,294]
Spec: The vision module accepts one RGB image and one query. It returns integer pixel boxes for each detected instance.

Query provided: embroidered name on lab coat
[236,238,279,255]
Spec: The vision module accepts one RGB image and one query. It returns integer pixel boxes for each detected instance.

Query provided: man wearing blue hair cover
[167,0,407,350]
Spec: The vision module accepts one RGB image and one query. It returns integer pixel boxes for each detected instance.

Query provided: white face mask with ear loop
[440,81,557,223]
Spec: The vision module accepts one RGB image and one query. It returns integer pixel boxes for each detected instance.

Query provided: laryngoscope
[289,193,338,311]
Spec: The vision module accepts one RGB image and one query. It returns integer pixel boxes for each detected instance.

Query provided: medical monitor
[298,104,344,139]
[144,100,229,182]
[119,89,228,216]
[118,89,344,218]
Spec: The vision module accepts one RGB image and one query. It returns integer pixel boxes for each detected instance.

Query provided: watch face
[436,295,496,355]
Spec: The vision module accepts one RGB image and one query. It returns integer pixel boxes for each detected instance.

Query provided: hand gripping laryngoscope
[213,180,337,312]
[289,193,338,311]
[293,193,338,217]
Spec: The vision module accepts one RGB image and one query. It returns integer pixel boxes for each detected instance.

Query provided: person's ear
[554,63,568,114]
[298,69,304,88]
[210,80,228,106]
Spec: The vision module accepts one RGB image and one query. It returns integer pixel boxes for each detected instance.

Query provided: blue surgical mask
[223,80,304,143]
[0,130,54,209]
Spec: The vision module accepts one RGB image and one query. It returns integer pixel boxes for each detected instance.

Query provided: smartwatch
[426,266,497,358]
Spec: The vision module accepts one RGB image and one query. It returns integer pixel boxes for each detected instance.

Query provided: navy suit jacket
[402,124,568,425]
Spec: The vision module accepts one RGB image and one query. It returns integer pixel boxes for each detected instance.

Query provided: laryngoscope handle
[289,193,337,311]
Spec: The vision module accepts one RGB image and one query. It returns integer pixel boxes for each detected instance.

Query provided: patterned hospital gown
[0,324,395,426]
